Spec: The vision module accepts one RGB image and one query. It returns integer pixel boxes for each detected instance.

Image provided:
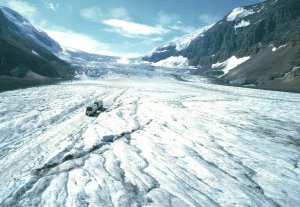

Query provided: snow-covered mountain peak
[0,6,61,53]
[163,24,215,51]
[0,6,39,37]
[0,6,29,25]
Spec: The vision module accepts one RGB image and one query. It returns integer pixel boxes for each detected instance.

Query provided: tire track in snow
[0,89,128,206]
[2,120,153,206]
[0,88,143,206]
[0,90,111,159]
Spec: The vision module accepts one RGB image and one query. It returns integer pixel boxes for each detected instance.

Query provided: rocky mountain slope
[143,0,300,92]
[0,6,73,91]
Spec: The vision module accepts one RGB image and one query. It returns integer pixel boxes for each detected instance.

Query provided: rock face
[143,0,300,92]
[0,6,73,79]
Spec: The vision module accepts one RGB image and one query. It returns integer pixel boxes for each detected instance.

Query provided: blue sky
[0,0,260,57]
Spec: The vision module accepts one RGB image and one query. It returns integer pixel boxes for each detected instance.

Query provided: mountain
[143,0,300,92]
[0,6,73,91]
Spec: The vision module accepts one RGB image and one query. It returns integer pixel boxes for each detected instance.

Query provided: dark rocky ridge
[143,0,300,92]
[0,6,74,91]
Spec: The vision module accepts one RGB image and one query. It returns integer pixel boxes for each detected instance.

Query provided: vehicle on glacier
[94,100,103,110]
[85,101,103,116]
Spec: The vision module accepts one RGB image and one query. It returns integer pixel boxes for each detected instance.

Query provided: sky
[0,0,261,57]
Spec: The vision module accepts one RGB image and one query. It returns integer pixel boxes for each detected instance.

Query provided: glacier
[0,68,300,207]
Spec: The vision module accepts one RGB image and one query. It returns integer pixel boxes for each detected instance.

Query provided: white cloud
[80,7,130,22]
[139,37,164,47]
[43,26,141,57]
[80,7,103,22]
[199,14,220,24]
[81,8,168,39]
[150,37,163,42]
[110,7,130,20]
[169,25,195,33]
[0,0,36,19]
[158,12,180,25]
[157,12,195,33]
[46,2,59,11]
[44,27,112,55]
[103,19,168,37]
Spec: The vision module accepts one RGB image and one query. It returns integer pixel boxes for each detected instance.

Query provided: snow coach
[94,100,103,110]
[85,101,103,116]
[85,104,98,116]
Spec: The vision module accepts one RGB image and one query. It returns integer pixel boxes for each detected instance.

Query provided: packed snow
[116,57,131,65]
[152,56,191,69]
[212,56,251,76]
[0,68,300,207]
[234,20,251,30]
[227,7,255,21]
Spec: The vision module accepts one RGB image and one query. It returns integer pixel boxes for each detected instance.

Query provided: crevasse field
[0,69,300,207]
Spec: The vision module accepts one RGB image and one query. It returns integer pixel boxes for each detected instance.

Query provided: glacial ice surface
[0,72,300,207]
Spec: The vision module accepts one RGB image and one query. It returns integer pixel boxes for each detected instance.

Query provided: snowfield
[152,56,191,69]
[227,7,255,22]
[0,71,300,207]
[234,20,251,30]
[212,56,251,77]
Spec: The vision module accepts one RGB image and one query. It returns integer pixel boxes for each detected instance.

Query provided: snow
[31,50,39,56]
[234,20,251,30]
[162,24,214,51]
[212,56,251,76]
[117,57,130,64]
[57,47,119,71]
[272,44,287,52]
[152,56,191,69]
[257,5,265,13]
[227,7,255,21]
[145,23,214,59]
[0,69,300,207]
[152,50,169,54]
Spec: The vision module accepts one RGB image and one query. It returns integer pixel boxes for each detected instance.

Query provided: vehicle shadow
[99,107,108,112]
